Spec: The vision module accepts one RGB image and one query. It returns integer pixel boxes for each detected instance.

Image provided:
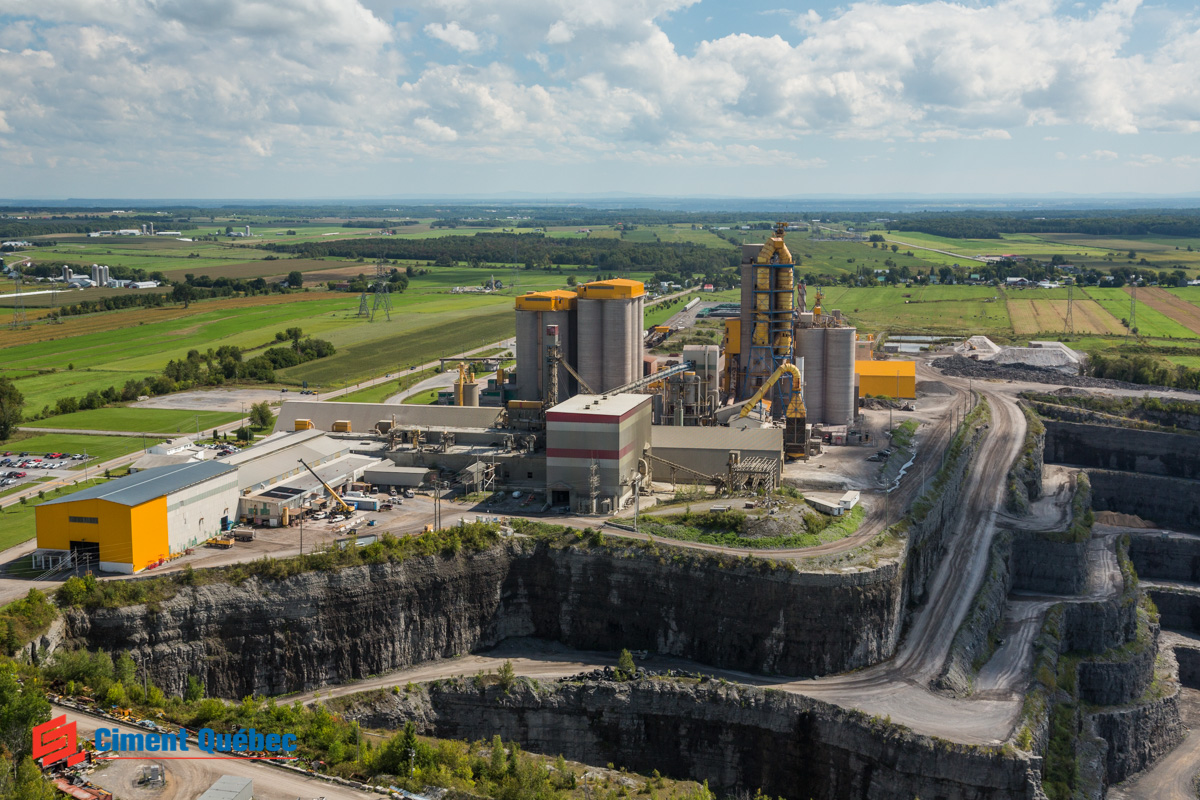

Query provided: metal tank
[577,298,604,394]
[515,310,541,401]
[824,327,856,426]
[797,327,826,424]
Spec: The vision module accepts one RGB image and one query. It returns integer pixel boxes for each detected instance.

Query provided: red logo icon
[33,715,86,768]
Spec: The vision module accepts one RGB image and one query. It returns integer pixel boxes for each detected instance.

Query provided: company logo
[33,715,86,768]
[94,726,298,759]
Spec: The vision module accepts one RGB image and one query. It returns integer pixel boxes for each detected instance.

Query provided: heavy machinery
[739,362,807,459]
[298,457,356,515]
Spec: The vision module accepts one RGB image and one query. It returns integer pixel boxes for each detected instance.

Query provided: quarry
[14,227,1200,800]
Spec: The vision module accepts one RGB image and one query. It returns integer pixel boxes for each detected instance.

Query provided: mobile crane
[298,457,356,515]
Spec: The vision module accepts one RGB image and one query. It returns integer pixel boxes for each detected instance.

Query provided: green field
[277,309,515,386]
[818,285,1011,335]
[28,407,243,434]
[0,433,162,468]
[402,389,442,405]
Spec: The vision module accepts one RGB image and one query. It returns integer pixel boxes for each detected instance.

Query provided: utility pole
[1066,283,1074,334]
[299,512,304,558]
[1130,282,1138,336]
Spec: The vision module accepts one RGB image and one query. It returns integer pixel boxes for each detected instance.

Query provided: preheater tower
[741,223,799,417]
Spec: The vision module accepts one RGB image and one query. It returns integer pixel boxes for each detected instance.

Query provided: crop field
[277,308,514,386]
[1133,287,1200,335]
[1085,288,1196,339]
[818,286,1011,334]
[0,434,162,466]
[1002,289,1125,335]
[29,408,243,434]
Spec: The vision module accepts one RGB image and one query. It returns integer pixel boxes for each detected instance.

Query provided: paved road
[61,705,379,800]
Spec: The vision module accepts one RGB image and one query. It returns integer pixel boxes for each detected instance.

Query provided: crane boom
[298,457,355,515]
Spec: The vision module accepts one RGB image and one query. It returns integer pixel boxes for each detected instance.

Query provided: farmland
[818,285,1012,335]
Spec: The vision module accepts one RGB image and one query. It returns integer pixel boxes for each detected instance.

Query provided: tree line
[1087,353,1200,391]
[264,232,738,276]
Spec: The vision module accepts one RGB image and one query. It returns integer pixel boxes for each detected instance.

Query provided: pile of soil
[1095,510,1157,528]
[934,355,1191,393]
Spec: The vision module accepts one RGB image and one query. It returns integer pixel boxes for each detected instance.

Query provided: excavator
[739,362,807,459]
[298,457,356,516]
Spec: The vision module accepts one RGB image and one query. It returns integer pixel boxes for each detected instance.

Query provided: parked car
[403,488,415,498]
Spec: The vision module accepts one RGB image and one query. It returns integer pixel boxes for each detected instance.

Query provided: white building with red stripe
[545,393,652,514]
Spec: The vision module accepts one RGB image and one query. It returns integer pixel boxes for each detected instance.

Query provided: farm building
[855,360,916,399]
[33,462,239,574]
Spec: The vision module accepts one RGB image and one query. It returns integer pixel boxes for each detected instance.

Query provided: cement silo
[824,327,856,426]
[576,279,645,393]
[514,290,577,402]
[797,327,826,425]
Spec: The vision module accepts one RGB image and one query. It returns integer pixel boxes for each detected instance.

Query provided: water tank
[515,310,541,401]
[824,327,856,425]
[577,299,604,394]
[797,328,826,424]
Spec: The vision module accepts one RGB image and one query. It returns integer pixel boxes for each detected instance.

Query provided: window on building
[68,516,99,524]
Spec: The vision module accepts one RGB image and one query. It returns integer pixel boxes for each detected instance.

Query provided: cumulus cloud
[0,0,1197,184]
[424,21,484,53]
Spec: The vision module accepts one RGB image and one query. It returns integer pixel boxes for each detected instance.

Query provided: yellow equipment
[739,362,807,459]
[298,457,355,515]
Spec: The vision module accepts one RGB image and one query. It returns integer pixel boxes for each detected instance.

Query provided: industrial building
[546,393,652,513]
[855,360,917,399]
[33,462,239,574]
[224,429,387,526]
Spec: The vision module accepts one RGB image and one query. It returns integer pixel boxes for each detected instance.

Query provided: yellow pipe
[738,362,806,420]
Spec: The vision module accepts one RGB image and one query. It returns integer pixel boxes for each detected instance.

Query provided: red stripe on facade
[546,441,637,460]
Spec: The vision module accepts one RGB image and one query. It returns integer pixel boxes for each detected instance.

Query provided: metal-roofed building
[34,461,239,574]
[650,426,783,482]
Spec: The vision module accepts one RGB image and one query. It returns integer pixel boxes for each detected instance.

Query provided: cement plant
[5,218,1200,800]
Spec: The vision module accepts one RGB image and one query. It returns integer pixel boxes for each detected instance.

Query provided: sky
[0,0,1198,200]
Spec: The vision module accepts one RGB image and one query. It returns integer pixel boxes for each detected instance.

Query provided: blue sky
[0,0,1197,199]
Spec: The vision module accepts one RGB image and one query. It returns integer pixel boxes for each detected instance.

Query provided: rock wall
[341,677,1047,800]
[1044,421,1200,479]
[1086,470,1200,532]
[1075,624,1157,707]
[1088,685,1183,785]
[1146,586,1200,635]
[1008,405,1045,514]
[62,539,908,697]
[1128,531,1200,583]
[1009,532,1089,595]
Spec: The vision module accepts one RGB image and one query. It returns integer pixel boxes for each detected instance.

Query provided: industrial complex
[31,227,903,569]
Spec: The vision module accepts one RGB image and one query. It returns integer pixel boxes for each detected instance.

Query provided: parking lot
[0,450,96,491]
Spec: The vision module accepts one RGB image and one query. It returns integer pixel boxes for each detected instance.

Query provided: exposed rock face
[1145,586,1200,635]
[1076,625,1157,707]
[342,677,1047,800]
[1089,686,1184,785]
[1087,470,1200,532]
[1009,531,1089,594]
[1128,530,1200,583]
[62,540,908,697]
[1044,421,1200,479]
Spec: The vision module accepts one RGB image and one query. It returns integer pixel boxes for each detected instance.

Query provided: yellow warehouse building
[855,360,917,399]
[34,461,239,574]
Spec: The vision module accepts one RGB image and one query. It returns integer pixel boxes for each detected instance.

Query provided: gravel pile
[933,355,1180,392]
[560,666,715,683]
